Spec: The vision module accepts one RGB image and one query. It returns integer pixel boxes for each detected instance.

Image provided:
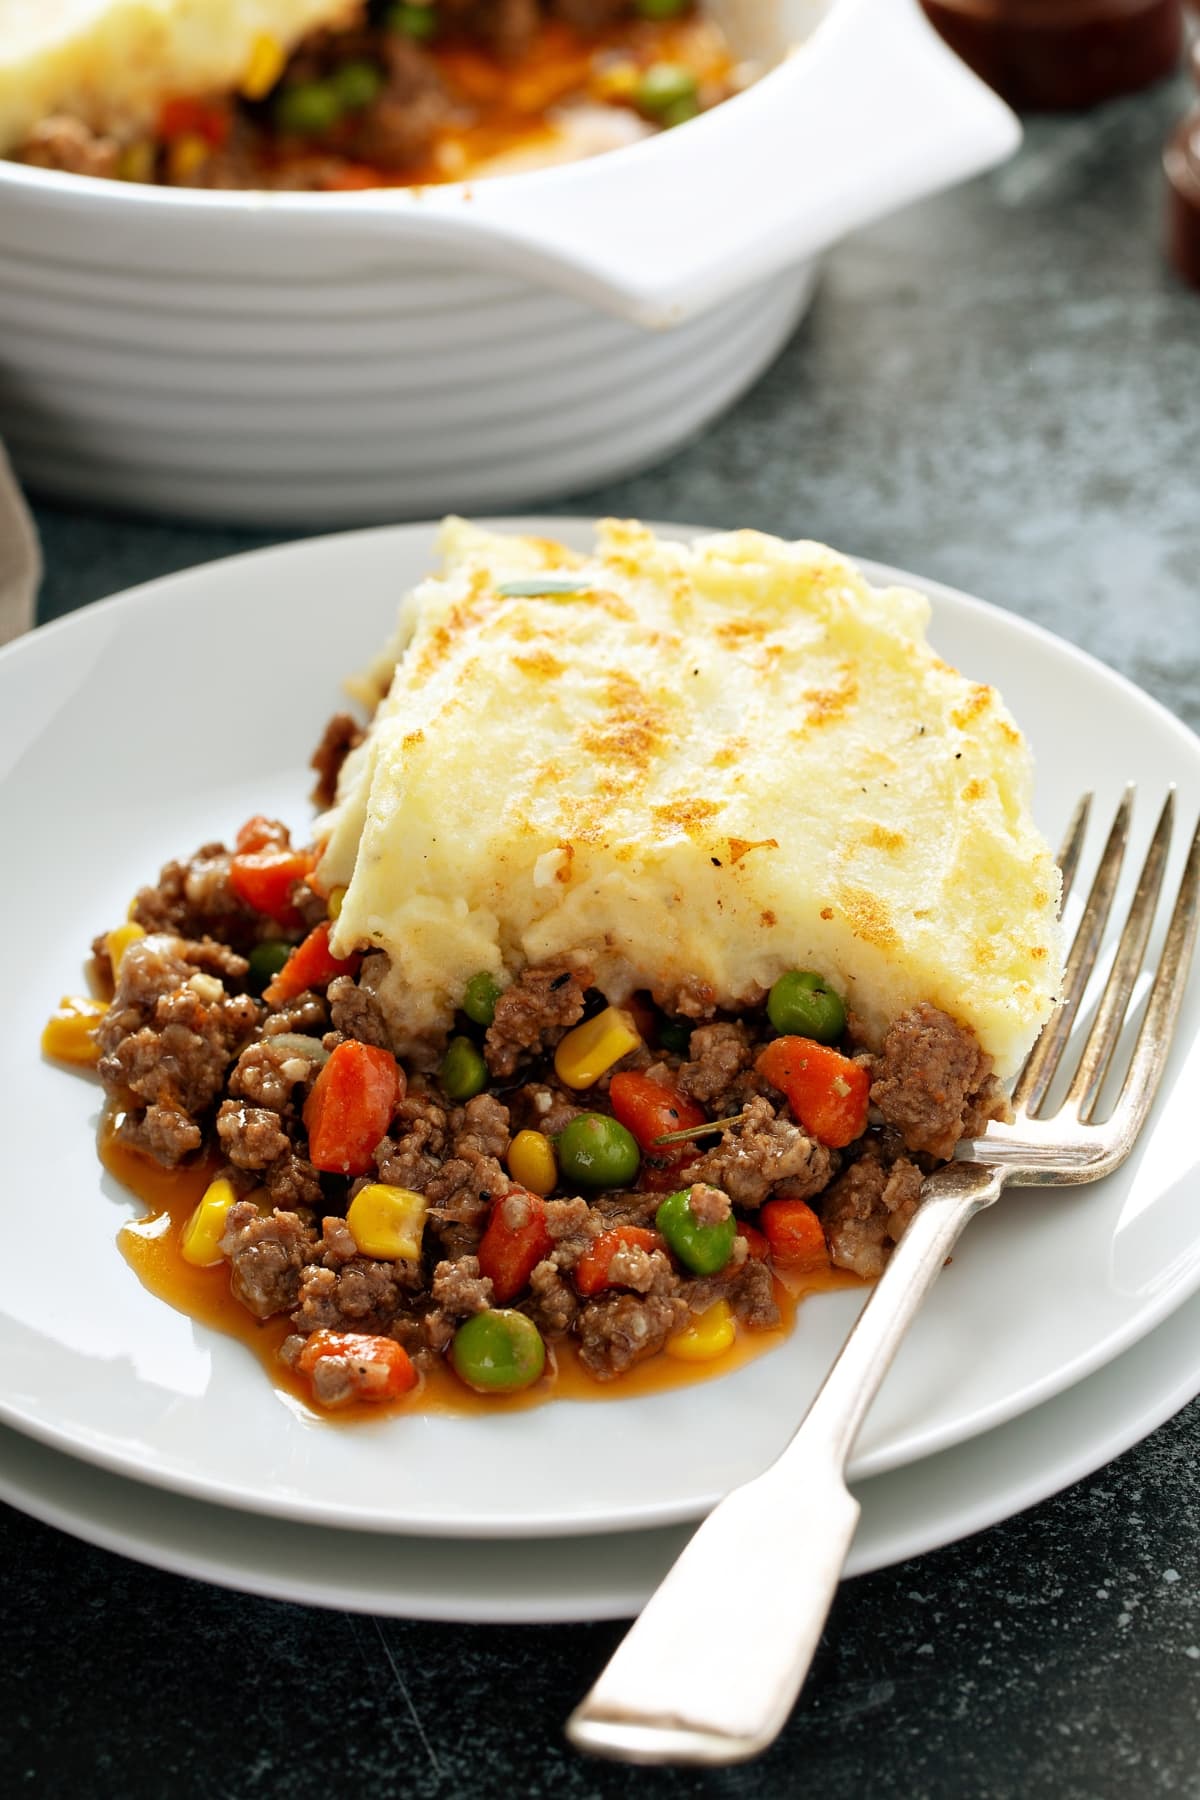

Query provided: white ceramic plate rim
[1,518,1197,1540]
[1,1287,1196,1624]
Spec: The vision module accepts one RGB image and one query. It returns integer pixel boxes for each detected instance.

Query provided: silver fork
[567,787,1200,1767]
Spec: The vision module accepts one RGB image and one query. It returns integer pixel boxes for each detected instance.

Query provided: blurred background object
[920,0,1182,110]
[1164,27,1200,286]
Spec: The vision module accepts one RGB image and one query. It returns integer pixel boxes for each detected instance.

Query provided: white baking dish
[0,0,1017,525]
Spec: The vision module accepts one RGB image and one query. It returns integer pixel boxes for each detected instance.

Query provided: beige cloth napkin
[0,444,40,646]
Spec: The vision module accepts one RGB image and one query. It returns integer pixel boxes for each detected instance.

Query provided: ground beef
[228,1039,313,1112]
[345,35,455,168]
[216,1102,290,1170]
[327,968,392,1049]
[310,711,364,808]
[542,1197,603,1266]
[262,992,329,1037]
[524,1259,580,1335]
[820,1141,924,1279]
[484,958,593,1078]
[19,115,120,177]
[687,1182,731,1226]
[601,1242,676,1295]
[292,1258,411,1335]
[576,1292,689,1380]
[686,1095,836,1210]
[870,1003,1006,1160]
[511,1082,584,1136]
[129,842,265,949]
[683,1255,781,1331]
[375,1093,451,1191]
[451,1093,511,1162]
[96,934,260,1165]
[220,1203,317,1318]
[676,1021,758,1108]
[430,1256,494,1317]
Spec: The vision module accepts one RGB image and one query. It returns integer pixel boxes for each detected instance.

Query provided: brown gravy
[105,1129,863,1421]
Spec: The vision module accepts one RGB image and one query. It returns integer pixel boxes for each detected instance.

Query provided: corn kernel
[116,141,156,184]
[665,1299,736,1363]
[346,1184,428,1261]
[241,33,287,101]
[507,1129,557,1197]
[327,886,347,921]
[554,1006,642,1089]
[167,134,210,182]
[105,921,145,976]
[181,1176,239,1267]
[590,58,640,101]
[42,995,108,1065]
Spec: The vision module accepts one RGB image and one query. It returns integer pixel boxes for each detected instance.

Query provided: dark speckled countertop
[5,69,1200,1800]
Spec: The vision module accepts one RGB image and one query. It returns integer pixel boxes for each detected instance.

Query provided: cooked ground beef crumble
[68,796,1009,1410]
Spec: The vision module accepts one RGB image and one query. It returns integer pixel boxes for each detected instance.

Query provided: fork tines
[1013,787,1200,1138]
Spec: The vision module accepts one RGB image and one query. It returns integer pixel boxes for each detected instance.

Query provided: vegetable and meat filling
[11,1,741,190]
[46,796,1008,1412]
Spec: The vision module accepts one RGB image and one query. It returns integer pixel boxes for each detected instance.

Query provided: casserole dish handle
[417,0,1019,328]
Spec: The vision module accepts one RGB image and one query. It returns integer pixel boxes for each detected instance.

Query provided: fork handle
[567,1161,1005,1766]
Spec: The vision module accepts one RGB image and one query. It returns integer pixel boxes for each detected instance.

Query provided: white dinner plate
[1,1287,1196,1623]
[1,519,1197,1539]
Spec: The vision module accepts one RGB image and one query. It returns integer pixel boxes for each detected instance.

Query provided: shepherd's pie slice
[0,0,357,153]
[318,519,1064,1075]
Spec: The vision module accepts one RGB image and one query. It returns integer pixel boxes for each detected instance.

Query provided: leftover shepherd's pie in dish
[45,521,1063,1415]
[2,0,748,189]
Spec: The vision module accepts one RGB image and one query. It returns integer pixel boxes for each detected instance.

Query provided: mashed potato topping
[319,520,1063,1076]
[0,0,356,152]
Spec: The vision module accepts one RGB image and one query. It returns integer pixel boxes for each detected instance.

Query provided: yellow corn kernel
[241,33,287,101]
[554,1006,642,1090]
[181,1176,239,1268]
[346,1184,428,1262]
[42,995,108,1065]
[167,133,210,183]
[590,58,640,101]
[116,141,156,184]
[507,1129,557,1197]
[327,886,347,921]
[105,921,145,976]
[665,1299,736,1363]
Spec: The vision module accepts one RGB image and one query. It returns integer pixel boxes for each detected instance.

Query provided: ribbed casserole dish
[0,0,1017,525]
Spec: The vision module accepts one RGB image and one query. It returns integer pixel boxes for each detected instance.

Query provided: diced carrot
[229,848,316,923]
[302,1040,403,1176]
[760,1198,829,1272]
[477,1191,553,1303]
[755,1037,870,1149]
[609,1070,707,1164]
[158,95,231,148]
[735,1220,770,1261]
[573,1224,663,1296]
[263,922,359,1005]
[295,1330,417,1405]
[235,814,291,854]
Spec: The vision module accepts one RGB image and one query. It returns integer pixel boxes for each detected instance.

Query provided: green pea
[248,939,292,983]
[659,93,699,129]
[332,61,384,111]
[556,1113,640,1189]
[462,971,502,1027]
[441,1035,488,1101]
[273,81,343,135]
[636,63,698,119]
[656,1016,691,1055]
[766,970,847,1044]
[655,1187,736,1276]
[451,1310,546,1393]
[387,2,437,39]
[635,0,689,17]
